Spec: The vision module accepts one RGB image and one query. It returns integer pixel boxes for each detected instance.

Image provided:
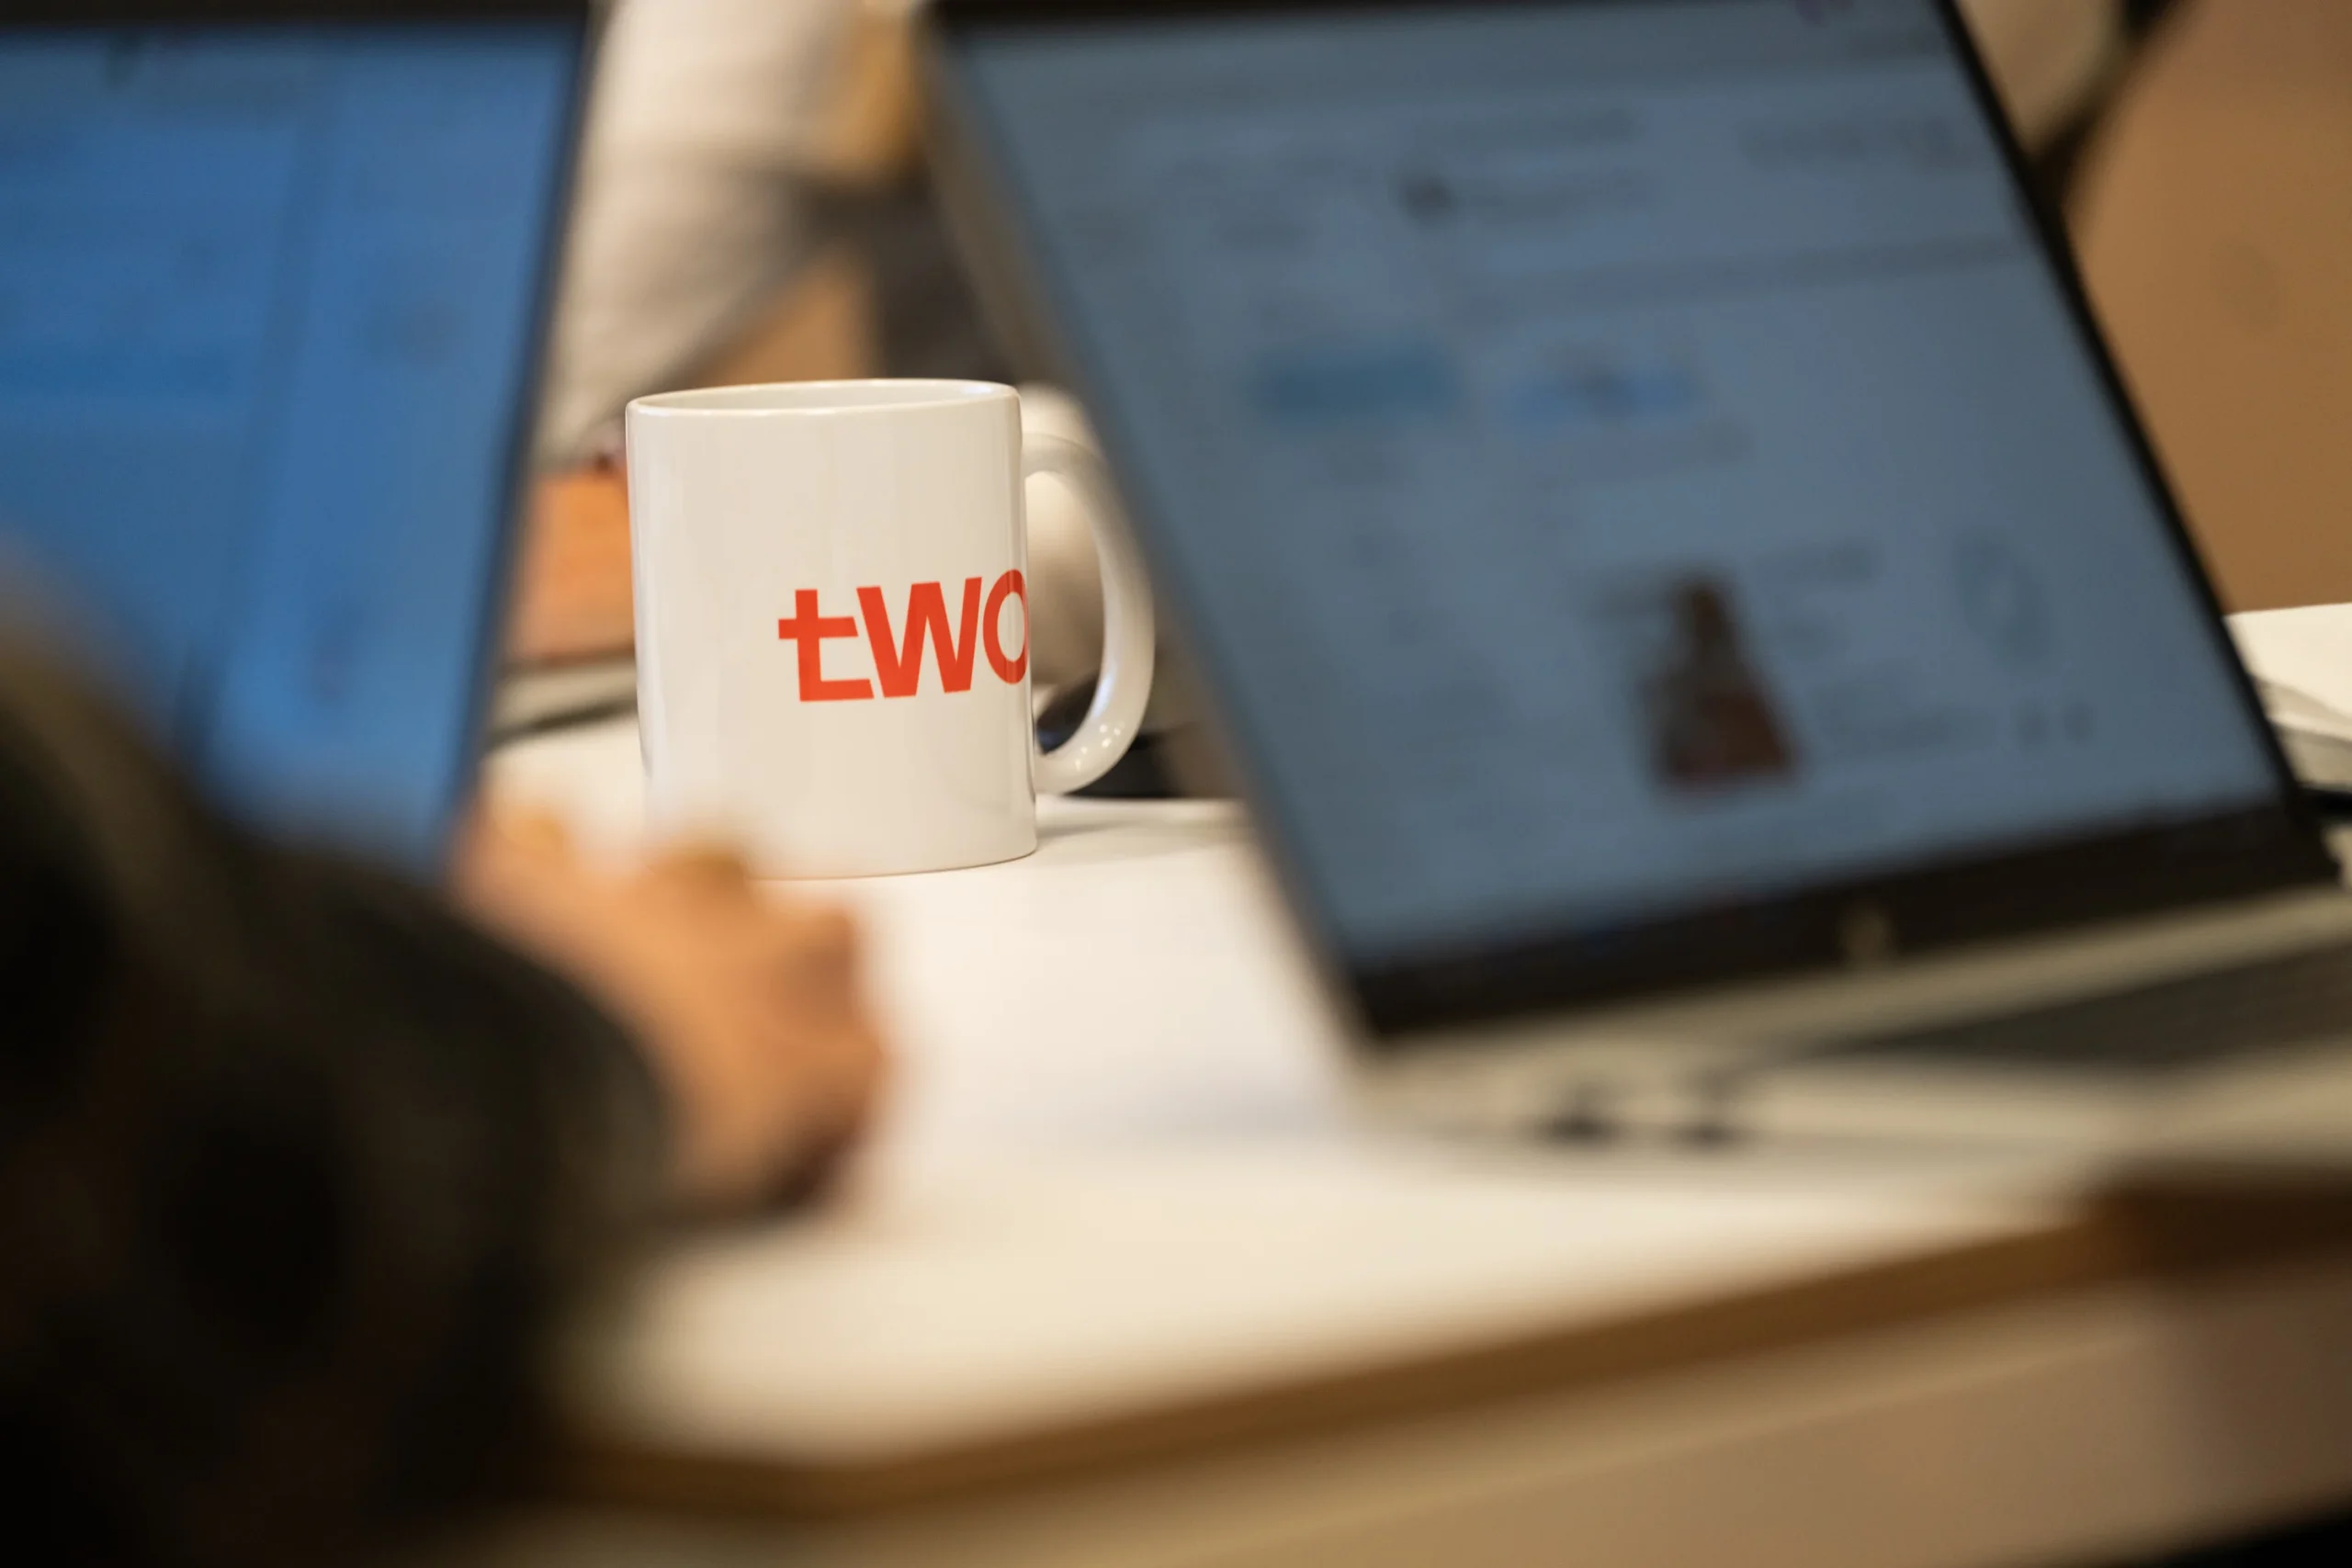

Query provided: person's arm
[456,809,888,1213]
[0,643,882,1566]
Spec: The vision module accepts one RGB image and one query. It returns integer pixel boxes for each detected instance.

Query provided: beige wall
[2075,0,2352,611]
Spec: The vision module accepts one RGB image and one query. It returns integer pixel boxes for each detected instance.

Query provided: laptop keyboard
[1808,940,2352,1075]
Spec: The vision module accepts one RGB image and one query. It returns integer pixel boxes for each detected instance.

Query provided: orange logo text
[776,573,1028,702]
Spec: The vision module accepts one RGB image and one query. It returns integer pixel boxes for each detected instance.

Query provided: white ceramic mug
[627,379,1154,876]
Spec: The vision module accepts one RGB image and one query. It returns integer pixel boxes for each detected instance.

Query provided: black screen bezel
[0,0,596,871]
[924,0,2336,1040]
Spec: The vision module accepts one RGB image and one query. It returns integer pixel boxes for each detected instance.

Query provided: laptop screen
[0,5,583,867]
[937,0,2320,1030]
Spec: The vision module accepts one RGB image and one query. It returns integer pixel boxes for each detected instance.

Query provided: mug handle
[1023,434,1156,795]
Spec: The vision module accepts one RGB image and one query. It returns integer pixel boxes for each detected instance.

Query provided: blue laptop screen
[952,0,2286,970]
[0,19,579,866]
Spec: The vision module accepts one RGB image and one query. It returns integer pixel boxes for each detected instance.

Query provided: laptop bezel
[922,0,2337,1043]
[0,0,598,869]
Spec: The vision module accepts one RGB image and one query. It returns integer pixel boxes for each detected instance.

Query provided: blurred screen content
[0,24,577,863]
[956,0,2279,966]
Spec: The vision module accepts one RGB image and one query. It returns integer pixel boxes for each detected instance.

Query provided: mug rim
[628,379,1015,417]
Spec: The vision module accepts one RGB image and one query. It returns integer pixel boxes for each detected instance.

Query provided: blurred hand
[455,811,888,1213]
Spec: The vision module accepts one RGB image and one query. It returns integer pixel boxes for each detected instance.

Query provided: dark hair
[0,649,650,1567]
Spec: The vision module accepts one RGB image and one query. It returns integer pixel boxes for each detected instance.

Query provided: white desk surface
[489,729,2065,1465]
[469,606,2352,1565]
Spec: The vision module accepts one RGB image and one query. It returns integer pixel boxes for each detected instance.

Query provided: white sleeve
[537,0,863,460]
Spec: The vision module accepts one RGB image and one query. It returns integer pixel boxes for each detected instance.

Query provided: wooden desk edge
[549,1175,2352,1517]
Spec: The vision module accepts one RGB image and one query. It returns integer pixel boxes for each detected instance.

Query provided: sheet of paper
[492,720,2064,1464]
[2233,607,2352,791]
